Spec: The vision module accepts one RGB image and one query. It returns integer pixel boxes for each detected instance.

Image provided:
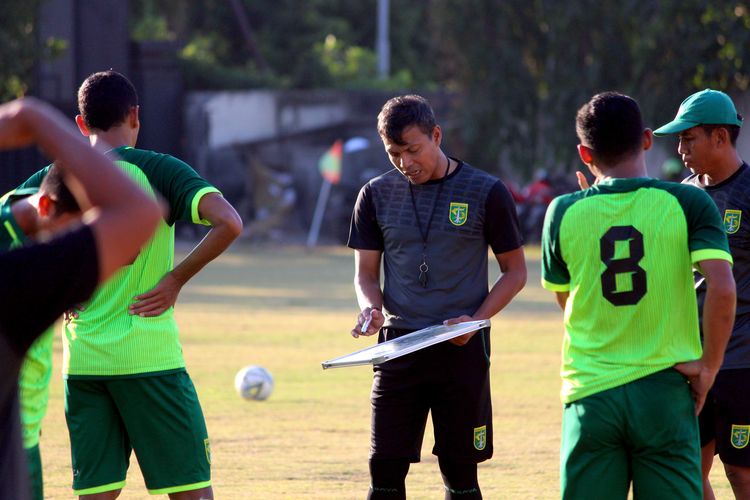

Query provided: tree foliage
[0,0,43,101]
[3,1,749,179]
[130,0,749,178]
[131,0,437,91]
[432,0,750,177]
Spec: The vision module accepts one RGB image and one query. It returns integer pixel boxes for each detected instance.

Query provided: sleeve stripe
[191,187,222,225]
[691,249,733,266]
[542,279,570,292]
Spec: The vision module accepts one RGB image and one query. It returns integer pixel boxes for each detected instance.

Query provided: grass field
[37,244,734,499]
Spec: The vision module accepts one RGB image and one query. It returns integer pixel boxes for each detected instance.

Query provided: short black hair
[576,92,644,166]
[701,123,741,146]
[377,95,436,145]
[41,164,80,214]
[77,70,138,131]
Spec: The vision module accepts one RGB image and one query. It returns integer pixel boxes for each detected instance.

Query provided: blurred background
[2,0,750,244]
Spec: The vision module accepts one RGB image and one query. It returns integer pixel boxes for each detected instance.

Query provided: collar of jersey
[593,177,654,192]
[703,162,748,190]
[107,145,133,156]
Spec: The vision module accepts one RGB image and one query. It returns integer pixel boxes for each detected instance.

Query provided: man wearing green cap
[655,89,750,499]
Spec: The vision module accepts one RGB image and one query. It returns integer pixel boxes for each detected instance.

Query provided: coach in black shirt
[347,95,527,499]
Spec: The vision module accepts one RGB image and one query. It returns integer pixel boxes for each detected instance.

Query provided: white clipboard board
[321,319,490,369]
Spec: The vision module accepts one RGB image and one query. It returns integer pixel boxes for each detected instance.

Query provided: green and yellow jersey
[0,189,55,448]
[19,146,220,377]
[541,178,732,404]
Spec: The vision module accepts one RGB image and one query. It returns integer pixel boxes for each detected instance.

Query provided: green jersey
[0,189,33,249]
[0,189,55,447]
[541,178,732,404]
[20,146,220,377]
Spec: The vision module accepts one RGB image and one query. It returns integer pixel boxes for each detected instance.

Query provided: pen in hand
[361,312,373,334]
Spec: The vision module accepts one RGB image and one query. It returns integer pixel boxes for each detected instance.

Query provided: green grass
[37,244,734,498]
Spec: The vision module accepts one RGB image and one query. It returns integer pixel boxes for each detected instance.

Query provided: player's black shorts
[699,367,750,466]
[369,326,493,464]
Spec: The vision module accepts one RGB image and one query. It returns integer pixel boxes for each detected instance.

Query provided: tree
[432,0,750,179]
[0,0,43,101]
[131,0,438,90]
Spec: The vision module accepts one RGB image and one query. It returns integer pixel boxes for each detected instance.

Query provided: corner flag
[318,139,343,184]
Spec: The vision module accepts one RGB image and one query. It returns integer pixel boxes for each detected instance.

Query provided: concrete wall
[185,90,387,150]
[183,90,400,242]
[193,91,351,149]
[183,90,458,242]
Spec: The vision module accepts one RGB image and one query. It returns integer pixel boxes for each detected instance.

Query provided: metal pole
[376,0,390,79]
[306,179,333,248]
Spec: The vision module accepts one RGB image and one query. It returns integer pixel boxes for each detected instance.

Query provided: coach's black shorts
[699,368,750,466]
[369,327,493,464]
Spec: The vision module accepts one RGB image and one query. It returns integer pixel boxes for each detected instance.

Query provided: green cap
[653,89,743,136]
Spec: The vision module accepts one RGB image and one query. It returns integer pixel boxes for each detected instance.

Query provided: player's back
[543,177,730,402]
[63,156,182,376]
[16,146,219,377]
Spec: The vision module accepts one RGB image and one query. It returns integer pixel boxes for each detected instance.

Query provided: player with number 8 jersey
[542,92,736,500]
[542,177,731,403]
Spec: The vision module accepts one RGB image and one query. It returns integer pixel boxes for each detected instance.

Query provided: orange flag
[318,139,343,184]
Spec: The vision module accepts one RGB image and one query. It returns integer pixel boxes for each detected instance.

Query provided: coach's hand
[674,360,718,415]
[352,307,383,338]
[444,315,476,346]
[129,272,182,317]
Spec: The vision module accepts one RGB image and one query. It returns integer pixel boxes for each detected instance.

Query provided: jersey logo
[731,425,750,449]
[449,202,468,226]
[473,425,487,450]
[204,438,212,464]
[724,209,742,234]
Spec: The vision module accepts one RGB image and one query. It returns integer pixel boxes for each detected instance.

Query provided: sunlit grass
[37,244,734,499]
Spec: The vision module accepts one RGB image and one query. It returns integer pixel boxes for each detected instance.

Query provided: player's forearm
[171,223,241,286]
[701,273,736,371]
[554,292,569,311]
[473,267,526,320]
[353,249,383,311]
[354,275,383,311]
[171,194,242,285]
[19,100,105,197]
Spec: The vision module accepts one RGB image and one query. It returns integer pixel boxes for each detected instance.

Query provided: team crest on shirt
[724,209,742,234]
[731,425,750,449]
[473,425,487,450]
[449,202,469,226]
[204,438,212,464]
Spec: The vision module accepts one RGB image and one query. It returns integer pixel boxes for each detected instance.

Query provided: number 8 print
[600,225,647,306]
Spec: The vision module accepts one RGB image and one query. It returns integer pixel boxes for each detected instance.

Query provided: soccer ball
[234,365,274,401]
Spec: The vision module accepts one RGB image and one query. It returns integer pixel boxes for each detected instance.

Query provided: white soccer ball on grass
[234,365,274,401]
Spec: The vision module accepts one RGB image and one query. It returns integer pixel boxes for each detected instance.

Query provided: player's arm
[554,292,569,310]
[0,97,160,283]
[351,249,384,338]
[675,259,735,414]
[129,192,242,317]
[446,246,527,346]
[445,179,527,345]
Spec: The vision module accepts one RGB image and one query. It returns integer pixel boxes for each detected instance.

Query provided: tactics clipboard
[321,319,490,369]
